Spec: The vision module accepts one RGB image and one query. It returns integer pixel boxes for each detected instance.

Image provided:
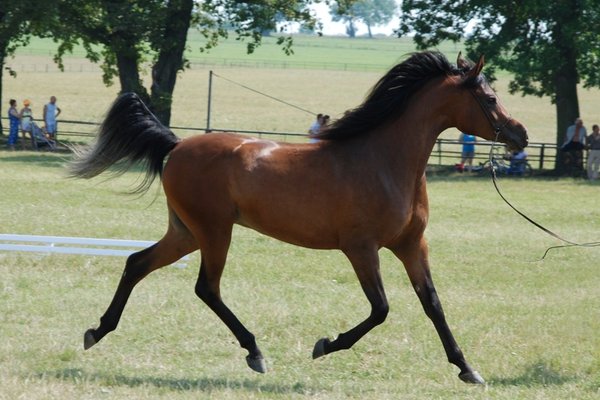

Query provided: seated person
[509,149,528,175]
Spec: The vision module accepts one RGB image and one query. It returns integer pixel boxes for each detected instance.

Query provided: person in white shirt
[561,117,587,172]
[44,96,62,139]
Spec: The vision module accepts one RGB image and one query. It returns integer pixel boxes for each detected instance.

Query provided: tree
[330,1,358,37]
[54,0,317,126]
[353,0,397,38]
[398,0,600,172]
[331,0,397,38]
[54,0,193,125]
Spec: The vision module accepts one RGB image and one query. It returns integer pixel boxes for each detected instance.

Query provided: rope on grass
[488,136,600,260]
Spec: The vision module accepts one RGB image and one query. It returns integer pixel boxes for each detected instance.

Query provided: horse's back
[164,132,310,181]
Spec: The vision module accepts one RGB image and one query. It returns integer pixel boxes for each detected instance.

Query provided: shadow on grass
[0,148,147,175]
[0,151,71,169]
[488,360,577,387]
[39,368,315,395]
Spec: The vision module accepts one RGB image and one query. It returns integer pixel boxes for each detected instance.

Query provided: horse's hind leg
[390,238,484,384]
[192,227,266,373]
[84,210,197,349]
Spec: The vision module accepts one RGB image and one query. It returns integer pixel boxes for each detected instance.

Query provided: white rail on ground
[0,234,189,266]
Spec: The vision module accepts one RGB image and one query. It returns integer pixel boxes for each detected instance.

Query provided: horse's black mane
[314,51,473,141]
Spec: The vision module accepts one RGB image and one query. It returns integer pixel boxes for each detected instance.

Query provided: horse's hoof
[246,355,267,373]
[83,329,97,350]
[459,370,485,384]
[312,338,330,359]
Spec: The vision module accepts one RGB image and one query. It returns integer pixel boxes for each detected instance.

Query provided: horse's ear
[456,52,469,70]
[467,55,485,78]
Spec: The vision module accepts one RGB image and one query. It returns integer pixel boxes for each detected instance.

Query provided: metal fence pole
[206,70,213,133]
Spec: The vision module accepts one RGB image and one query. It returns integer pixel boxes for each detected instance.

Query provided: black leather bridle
[469,88,512,137]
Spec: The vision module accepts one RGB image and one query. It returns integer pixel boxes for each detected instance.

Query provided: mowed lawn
[0,151,599,399]
[2,34,600,399]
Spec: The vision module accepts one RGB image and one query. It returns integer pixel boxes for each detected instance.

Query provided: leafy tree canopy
[400,0,600,97]
[50,0,318,125]
[331,0,397,38]
[399,0,600,171]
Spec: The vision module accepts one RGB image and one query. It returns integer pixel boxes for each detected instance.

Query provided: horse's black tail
[69,92,180,193]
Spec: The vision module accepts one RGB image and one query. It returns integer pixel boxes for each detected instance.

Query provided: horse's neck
[371,80,457,177]
[369,112,448,179]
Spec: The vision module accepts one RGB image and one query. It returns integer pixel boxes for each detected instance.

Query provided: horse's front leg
[390,238,485,384]
[312,244,389,359]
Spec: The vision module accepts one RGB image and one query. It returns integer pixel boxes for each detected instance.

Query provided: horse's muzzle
[503,124,529,150]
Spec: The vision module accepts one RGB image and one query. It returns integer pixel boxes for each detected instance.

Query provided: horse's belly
[234,192,413,251]
[235,205,341,250]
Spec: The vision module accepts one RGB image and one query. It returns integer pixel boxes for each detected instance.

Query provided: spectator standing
[458,132,477,172]
[20,99,33,149]
[7,99,20,150]
[562,118,587,150]
[44,96,61,139]
[587,124,600,180]
[561,117,587,172]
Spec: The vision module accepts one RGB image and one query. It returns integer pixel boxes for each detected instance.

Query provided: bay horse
[70,51,528,384]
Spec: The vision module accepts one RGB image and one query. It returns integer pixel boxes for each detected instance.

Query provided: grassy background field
[1,33,600,399]
[5,34,600,144]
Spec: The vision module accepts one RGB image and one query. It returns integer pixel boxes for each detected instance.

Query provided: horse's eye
[487,97,497,105]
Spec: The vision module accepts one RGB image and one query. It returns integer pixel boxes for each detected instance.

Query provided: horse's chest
[373,184,428,242]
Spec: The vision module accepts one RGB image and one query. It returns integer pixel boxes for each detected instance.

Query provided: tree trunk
[115,48,149,102]
[347,20,356,38]
[554,59,580,151]
[150,0,194,126]
[0,10,4,136]
[553,2,581,174]
[0,48,4,136]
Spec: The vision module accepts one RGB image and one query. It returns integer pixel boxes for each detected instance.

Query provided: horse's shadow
[39,368,313,395]
[37,362,591,393]
[488,360,576,387]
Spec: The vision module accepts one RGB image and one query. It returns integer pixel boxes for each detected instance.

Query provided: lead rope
[488,133,600,260]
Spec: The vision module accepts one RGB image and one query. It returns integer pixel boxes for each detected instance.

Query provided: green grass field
[2,33,600,399]
[1,152,599,399]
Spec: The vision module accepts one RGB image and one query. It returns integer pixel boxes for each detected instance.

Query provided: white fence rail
[0,234,189,266]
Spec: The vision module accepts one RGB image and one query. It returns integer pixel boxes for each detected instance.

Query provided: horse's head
[456,53,528,150]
